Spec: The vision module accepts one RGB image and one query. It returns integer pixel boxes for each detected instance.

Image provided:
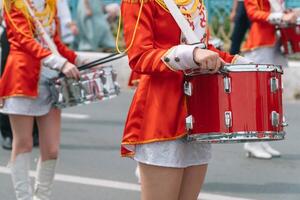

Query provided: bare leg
[36,108,61,161]
[9,114,34,200]
[139,162,183,200]
[178,164,208,200]
[33,108,61,200]
[9,115,34,161]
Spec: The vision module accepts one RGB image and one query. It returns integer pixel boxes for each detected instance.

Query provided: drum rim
[223,64,283,73]
[186,131,286,143]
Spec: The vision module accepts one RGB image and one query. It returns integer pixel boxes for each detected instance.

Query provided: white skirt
[0,67,58,116]
[134,138,212,168]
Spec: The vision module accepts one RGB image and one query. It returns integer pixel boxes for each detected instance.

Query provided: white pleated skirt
[134,138,212,168]
[0,67,58,116]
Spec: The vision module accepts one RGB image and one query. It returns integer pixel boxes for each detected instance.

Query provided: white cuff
[75,54,89,67]
[162,44,204,71]
[232,55,253,64]
[268,12,284,24]
[42,54,67,71]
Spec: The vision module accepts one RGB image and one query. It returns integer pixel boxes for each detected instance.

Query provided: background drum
[50,65,120,109]
[277,18,300,55]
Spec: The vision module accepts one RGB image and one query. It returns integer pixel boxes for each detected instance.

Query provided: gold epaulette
[122,0,152,4]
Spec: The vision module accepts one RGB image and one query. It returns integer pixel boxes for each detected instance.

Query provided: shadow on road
[203,182,300,194]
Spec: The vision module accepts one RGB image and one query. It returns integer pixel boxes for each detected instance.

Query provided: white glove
[42,54,67,71]
[162,44,204,71]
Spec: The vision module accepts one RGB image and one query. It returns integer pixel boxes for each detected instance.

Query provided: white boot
[33,159,57,200]
[244,143,272,159]
[10,153,33,200]
[135,165,141,184]
[261,142,281,157]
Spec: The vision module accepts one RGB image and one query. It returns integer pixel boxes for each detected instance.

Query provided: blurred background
[0,0,300,200]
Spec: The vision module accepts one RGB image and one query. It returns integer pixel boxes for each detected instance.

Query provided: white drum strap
[162,0,200,44]
[22,0,61,56]
[268,0,285,12]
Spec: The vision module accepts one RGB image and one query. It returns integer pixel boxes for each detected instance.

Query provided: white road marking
[61,113,90,120]
[199,193,255,200]
[288,61,300,68]
[0,166,255,200]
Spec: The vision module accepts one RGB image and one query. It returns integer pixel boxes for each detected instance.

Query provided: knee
[44,147,59,160]
[13,137,33,153]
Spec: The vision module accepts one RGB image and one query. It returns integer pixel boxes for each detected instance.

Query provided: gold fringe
[122,0,152,3]
[3,0,57,38]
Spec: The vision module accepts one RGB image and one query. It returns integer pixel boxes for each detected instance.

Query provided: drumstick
[57,53,126,78]
[77,53,126,71]
[77,53,120,70]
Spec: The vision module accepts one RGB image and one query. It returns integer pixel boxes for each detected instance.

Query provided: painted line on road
[0,166,255,200]
[61,113,90,120]
[288,61,300,68]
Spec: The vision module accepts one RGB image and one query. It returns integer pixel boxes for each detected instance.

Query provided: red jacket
[242,0,278,51]
[121,0,235,157]
[0,6,76,99]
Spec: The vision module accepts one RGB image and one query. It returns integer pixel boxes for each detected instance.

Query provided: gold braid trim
[122,0,152,3]
[3,0,56,38]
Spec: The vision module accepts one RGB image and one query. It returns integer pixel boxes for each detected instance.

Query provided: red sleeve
[244,0,270,22]
[208,44,234,63]
[4,7,52,59]
[206,30,234,63]
[121,1,174,75]
[53,17,77,64]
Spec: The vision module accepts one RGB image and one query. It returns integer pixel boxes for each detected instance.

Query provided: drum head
[223,64,283,73]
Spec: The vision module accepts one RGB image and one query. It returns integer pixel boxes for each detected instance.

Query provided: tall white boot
[261,142,281,157]
[33,159,57,200]
[10,153,33,200]
[244,142,272,159]
[135,165,141,184]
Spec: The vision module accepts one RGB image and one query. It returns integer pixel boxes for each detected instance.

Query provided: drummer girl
[242,0,298,159]
[0,0,83,199]
[119,0,249,199]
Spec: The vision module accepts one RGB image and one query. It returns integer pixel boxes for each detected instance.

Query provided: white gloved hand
[162,44,204,71]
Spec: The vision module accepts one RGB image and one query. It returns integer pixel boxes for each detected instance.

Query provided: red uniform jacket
[121,0,235,157]
[242,0,277,51]
[0,6,77,99]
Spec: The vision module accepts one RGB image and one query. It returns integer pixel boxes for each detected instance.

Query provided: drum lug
[287,41,293,54]
[223,76,231,93]
[271,111,280,127]
[224,111,232,128]
[184,81,192,96]
[186,115,194,130]
[281,115,288,127]
[270,77,279,93]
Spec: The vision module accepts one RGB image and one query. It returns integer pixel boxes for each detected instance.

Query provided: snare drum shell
[186,68,284,138]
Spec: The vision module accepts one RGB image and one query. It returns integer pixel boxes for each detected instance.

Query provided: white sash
[163,0,201,44]
[268,0,285,12]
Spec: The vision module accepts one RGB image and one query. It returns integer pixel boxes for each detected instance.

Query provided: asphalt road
[0,90,299,200]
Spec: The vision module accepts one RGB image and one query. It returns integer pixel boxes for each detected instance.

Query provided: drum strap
[162,0,200,44]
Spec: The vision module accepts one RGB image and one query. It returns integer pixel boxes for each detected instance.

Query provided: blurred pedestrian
[230,0,250,54]
[242,0,298,159]
[57,0,79,46]
[0,0,83,199]
[76,0,116,51]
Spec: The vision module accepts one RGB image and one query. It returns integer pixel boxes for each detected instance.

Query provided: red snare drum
[184,64,287,143]
[278,24,300,54]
